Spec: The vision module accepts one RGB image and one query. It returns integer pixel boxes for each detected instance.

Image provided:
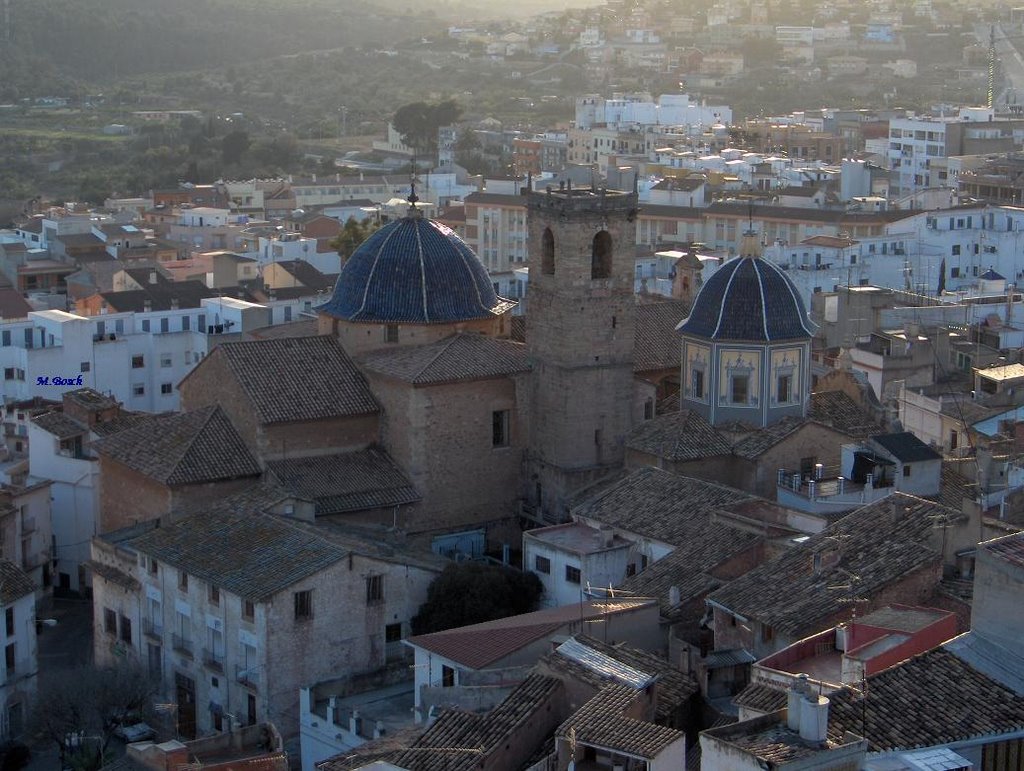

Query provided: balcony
[235,665,259,690]
[171,634,193,657]
[143,619,164,640]
[776,467,893,515]
[203,648,225,672]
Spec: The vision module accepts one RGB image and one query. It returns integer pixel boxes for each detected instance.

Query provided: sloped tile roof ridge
[0,559,36,603]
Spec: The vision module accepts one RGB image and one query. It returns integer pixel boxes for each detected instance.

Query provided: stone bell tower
[525,184,639,522]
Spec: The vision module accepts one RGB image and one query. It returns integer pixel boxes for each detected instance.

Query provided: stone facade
[525,188,640,520]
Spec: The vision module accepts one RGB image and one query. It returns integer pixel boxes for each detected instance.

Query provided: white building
[0,561,37,740]
[90,507,444,740]
[0,298,277,412]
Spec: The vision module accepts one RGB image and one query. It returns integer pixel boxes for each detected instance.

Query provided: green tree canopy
[411,563,543,635]
[329,216,381,262]
[392,99,462,160]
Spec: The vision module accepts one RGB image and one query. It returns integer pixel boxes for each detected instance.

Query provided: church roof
[318,214,515,324]
[677,255,815,342]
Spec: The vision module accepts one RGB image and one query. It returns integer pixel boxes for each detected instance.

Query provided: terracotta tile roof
[731,416,808,459]
[405,599,656,670]
[626,409,732,461]
[90,412,151,437]
[708,494,954,638]
[0,559,35,604]
[572,467,753,545]
[981,530,1024,568]
[94,405,261,485]
[127,510,348,602]
[808,390,882,436]
[541,635,697,722]
[266,448,420,514]
[827,646,1024,751]
[32,411,86,439]
[558,683,684,759]
[391,674,563,771]
[0,288,33,319]
[98,279,216,312]
[271,260,336,290]
[633,300,690,373]
[203,336,379,423]
[86,559,140,592]
[361,333,530,385]
[733,683,787,714]
[245,320,320,340]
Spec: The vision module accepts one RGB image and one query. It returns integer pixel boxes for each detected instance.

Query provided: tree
[221,129,251,165]
[411,563,543,635]
[32,663,157,771]
[329,217,380,262]
[392,99,462,159]
[937,257,946,296]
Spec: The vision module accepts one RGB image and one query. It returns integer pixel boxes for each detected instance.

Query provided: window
[644,399,654,420]
[4,608,12,637]
[591,230,613,279]
[565,565,581,584]
[182,316,190,331]
[161,383,173,395]
[133,384,145,397]
[441,665,455,687]
[80,362,90,373]
[731,374,749,404]
[3,368,12,381]
[119,614,132,644]
[131,355,144,369]
[492,410,510,448]
[950,430,958,451]
[4,644,13,673]
[160,354,172,368]
[1,331,8,347]
[692,369,704,400]
[242,600,255,622]
[952,244,961,256]
[535,555,551,574]
[208,585,219,606]
[160,318,169,334]
[179,570,188,591]
[385,623,402,644]
[148,557,158,575]
[284,306,292,322]
[366,575,383,605]
[777,374,792,404]
[541,227,555,275]
[384,324,399,344]
[903,465,911,477]
[104,608,117,635]
[198,314,206,331]
[141,320,150,333]
[294,590,313,620]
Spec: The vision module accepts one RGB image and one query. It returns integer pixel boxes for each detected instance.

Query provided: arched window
[591,230,612,279]
[541,227,555,275]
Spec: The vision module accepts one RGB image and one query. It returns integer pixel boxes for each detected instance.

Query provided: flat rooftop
[524,522,632,554]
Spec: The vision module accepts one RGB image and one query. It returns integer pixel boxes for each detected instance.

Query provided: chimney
[349,709,361,736]
[170,298,179,310]
[669,585,681,606]
[149,271,157,284]
[799,694,830,744]
[143,299,152,313]
[786,675,807,731]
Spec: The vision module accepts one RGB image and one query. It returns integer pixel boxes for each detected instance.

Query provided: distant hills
[0,0,445,91]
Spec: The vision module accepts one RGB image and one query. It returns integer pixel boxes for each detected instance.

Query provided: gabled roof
[707,494,953,638]
[127,510,348,602]
[361,333,530,385]
[195,336,379,424]
[93,405,261,485]
[32,411,86,439]
[0,287,36,320]
[809,390,881,436]
[633,300,690,373]
[266,448,420,514]
[557,683,684,759]
[0,559,35,604]
[871,431,942,463]
[98,279,216,312]
[626,410,732,461]
[405,599,656,670]
[542,635,697,721]
[270,260,335,291]
[572,467,753,545]
[827,645,1024,751]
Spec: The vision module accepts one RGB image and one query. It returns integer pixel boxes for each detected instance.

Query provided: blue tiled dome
[319,215,512,324]
[677,255,815,341]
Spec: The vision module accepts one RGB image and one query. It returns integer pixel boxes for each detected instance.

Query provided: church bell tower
[525,184,639,521]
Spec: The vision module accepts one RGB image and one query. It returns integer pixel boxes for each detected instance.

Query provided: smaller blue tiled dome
[319,215,513,324]
[677,254,815,341]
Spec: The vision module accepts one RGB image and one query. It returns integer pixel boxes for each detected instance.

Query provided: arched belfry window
[591,230,612,279]
[541,227,555,275]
